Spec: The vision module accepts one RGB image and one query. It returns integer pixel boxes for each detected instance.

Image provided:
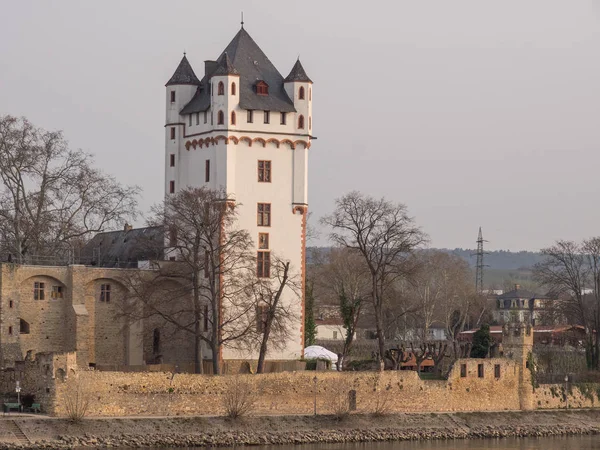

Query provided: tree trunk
[256,327,271,374]
[194,319,203,374]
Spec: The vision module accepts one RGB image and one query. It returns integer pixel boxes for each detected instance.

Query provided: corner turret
[165,54,200,198]
[284,59,313,135]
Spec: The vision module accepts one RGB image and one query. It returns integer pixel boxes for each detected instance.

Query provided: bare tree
[121,187,255,374]
[322,192,427,368]
[250,255,301,374]
[534,239,600,369]
[313,247,370,365]
[0,115,139,262]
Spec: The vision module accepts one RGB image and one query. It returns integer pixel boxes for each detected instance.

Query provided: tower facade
[164,27,313,361]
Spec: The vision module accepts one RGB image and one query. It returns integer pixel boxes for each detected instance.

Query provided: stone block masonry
[48,358,526,417]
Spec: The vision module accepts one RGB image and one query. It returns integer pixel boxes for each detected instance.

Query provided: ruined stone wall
[0,264,140,368]
[534,383,600,409]
[50,358,524,417]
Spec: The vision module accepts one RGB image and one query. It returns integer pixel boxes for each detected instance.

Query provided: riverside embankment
[1,410,600,449]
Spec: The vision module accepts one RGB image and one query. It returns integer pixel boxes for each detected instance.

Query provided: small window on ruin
[51,286,64,299]
[8,326,13,335]
[460,363,467,378]
[153,329,161,354]
[100,284,111,302]
[494,364,501,378]
[477,363,484,378]
[34,282,45,300]
[9,300,13,309]
[20,319,30,335]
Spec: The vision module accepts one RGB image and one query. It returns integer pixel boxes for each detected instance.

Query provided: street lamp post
[564,375,569,409]
[313,376,318,416]
[15,381,21,412]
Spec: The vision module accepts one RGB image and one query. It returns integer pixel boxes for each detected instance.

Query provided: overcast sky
[1,1,599,251]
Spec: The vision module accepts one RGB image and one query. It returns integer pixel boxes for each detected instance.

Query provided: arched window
[309,88,312,101]
[217,110,224,125]
[231,82,236,95]
[299,86,305,100]
[298,115,305,129]
[218,81,224,95]
[309,116,312,130]
[231,111,236,125]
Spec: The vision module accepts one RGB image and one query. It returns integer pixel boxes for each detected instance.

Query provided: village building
[493,284,551,325]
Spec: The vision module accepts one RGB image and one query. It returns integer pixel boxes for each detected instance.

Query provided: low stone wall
[51,358,524,417]
[535,383,600,409]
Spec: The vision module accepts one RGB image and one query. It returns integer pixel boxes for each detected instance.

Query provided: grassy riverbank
[2,410,600,448]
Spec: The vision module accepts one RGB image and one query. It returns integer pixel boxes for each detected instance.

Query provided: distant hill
[438,249,545,271]
[308,247,545,271]
[307,247,546,290]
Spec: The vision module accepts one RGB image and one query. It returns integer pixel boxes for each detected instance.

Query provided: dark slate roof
[180,28,296,114]
[80,226,164,268]
[284,59,312,83]
[166,55,201,86]
[213,52,239,76]
[498,287,537,300]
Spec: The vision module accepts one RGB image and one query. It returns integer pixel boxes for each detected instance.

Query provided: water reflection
[212,435,600,450]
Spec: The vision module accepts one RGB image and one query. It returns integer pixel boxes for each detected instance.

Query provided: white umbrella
[304,345,338,362]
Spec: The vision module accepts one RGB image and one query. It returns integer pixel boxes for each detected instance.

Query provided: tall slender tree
[121,187,255,374]
[322,191,427,368]
[534,239,600,369]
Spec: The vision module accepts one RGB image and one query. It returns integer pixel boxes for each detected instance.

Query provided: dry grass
[63,376,91,422]
[370,374,392,416]
[327,378,353,419]
[221,375,256,419]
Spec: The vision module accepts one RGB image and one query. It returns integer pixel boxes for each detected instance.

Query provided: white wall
[165,71,313,362]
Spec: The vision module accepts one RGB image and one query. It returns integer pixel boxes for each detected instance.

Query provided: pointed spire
[213,52,240,76]
[166,54,200,86]
[284,58,312,83]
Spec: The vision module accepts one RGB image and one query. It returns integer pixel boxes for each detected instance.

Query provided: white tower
[164,26,313,361]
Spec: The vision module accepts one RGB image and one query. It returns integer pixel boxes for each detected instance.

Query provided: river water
[153,436,600,450]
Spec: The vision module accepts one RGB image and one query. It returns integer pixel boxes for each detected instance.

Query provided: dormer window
[218,81,225,95]
[256,81,269,96]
